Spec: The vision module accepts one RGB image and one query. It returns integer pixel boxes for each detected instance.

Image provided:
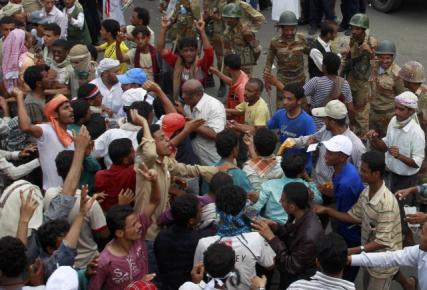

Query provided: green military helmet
[349,13,369,29]
[399,61,425,83]
[277,11,298,26]
[222,3,243,18]
[376,40,396,55]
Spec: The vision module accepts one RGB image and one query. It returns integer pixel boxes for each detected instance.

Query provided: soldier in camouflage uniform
[264,11,307,108]
[399,61,427,203]
[226,0,265,32]
[342,13,377,138]
[222,3,261,75]
[160,0,201,43]
[369,40,405,138]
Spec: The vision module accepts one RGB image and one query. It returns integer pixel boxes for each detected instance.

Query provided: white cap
[322,135,353,156]
[312,100,348,119]
[121,88,153,107]
[45,266,78,290]
[97,58,120,75]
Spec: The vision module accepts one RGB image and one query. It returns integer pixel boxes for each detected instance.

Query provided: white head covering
[45,266,78,290]
[395,91,418,110]
[97,58,120,76]
[122,88,154,106]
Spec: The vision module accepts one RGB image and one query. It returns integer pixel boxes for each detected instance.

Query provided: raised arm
[157,16,170,57]
[13,88,43,138]
[137,164,161,218]
[195,17,212,50]
[142,80,176,114]
[17,190,39,246]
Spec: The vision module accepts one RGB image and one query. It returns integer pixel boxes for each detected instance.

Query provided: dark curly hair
[37,219,70,253]
[215,185,247,216]
[0,236,27,277]
[171,194,199,226]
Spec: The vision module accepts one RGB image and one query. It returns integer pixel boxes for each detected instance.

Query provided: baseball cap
[161,113,186,138]
[45,266,78,290]
[122,88,152,107]
[312,100,348,120]
[322,135,353,156]
[118,68,148,85]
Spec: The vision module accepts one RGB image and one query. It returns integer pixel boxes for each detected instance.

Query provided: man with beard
[264,11,306,109]
[341,13,376,138]
[90,58,123,119]
[14,89,75,190]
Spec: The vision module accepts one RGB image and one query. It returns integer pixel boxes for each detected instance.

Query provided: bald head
[182,79,204,95]
[181,79,204,108]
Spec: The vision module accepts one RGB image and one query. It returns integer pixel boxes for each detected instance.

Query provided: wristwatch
[360,245,365,252]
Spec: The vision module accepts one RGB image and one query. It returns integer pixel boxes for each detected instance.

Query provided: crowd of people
[0,0,427,289]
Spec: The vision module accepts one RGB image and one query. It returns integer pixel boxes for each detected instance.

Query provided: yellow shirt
[99,41,129,73]
[235,97,270,126]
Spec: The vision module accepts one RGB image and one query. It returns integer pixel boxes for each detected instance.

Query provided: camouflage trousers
[369,109,394,138]
[349,77,370,137]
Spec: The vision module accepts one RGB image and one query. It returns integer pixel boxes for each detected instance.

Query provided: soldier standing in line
[264,11,307,109]
[222,3,261,76]
[399,61,427,200]
[341,13,376,138]
[369,40,405,138]
[226,0,266,31]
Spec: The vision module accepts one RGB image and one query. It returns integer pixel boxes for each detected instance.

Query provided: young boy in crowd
[128,7,154,45]
[116,26,160,82]
[63,0,92,45]
[95,138,137,211]
[97,19,129,74]
[157,16,213,100]
[89,166,160,290]
[210,54,248,123]
[41,23,60,66]
[50,39,75,96]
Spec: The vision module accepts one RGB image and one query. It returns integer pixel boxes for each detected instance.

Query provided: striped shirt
[348,182,402,279]
[303,76,353,129]
[287,271,355,290]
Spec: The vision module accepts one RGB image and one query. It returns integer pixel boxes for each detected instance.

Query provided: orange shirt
[227,71,249,123]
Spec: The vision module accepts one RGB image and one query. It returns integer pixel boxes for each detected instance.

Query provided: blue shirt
[333,162,364,245]
[267,109,316,173]
[253,176,323,224]
[201,159,253,194]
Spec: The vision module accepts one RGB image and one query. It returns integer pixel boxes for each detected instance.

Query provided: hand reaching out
[130,109,147,128]
[136,162,158,183]
[73,125,91,152]
[79,185,96,216]
[19,144,37,158]
[191,262,204,284]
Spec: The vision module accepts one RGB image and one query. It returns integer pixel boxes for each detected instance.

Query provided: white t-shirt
[36,123,74,190]
[93,124,140,168]
[194,232,276,290]
[43,187,107,268]
[0,180,43,239]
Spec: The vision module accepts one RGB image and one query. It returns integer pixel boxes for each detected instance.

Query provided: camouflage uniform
[227,0,266,32]
[265,33,306,88]
[223,22,259,74]
[343,35,376,137]
[204,0,226,63]
[369,61,405,137]
[162,0,201,42]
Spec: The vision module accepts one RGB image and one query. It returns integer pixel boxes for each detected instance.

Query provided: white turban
[122,87,154,107]
[96,58,120,76]
[395,91,418,110]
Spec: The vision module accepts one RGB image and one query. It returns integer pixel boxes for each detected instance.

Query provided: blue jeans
[250,0,257,8]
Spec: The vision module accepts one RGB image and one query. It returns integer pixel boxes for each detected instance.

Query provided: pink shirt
[89,213,152,290]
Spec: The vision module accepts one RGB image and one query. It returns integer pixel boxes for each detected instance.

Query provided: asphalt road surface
[124,1,423,288]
